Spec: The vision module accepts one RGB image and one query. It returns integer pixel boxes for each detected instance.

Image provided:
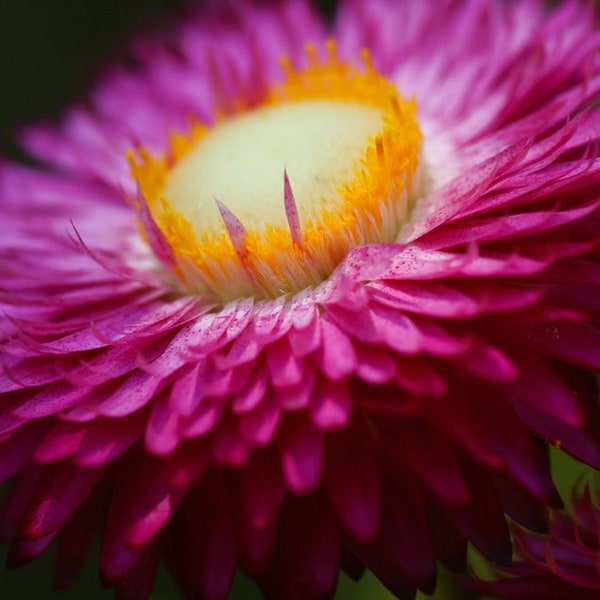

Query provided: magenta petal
[114,540,162,600]
[33,421,87,463]
[274,369,316,410]
[145,391,181,455]
[279,413,324,493]
[7,530,57,567]
[473,485,600,598]
[93,371,164,417]
[383,481,436,592]
[288,311,322,356]
[241,450,285,529]
[0,466,44,541]
[511,361,589,426]
[21,463,105,541]
[12,381,90,419]
[0,422,49,483]
[53,482,107,589]
[74,414,143,467]
[232,367,268,413]
[238,451,283,577]
[101,468,158,584]
[309,377,352,431]
[324,418,380,542]
[125,467,188,547]
[438,464,512,566]
[315,319,356,380]
[168,361,208,417]
[169,472,237,600]
[213,418,250,466]
[133,190,176,271]
[239,396,281,447]
[264,495,341,599]
[266,337,306,388]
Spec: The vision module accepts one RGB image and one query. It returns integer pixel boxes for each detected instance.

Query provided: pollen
[128,41,423,301]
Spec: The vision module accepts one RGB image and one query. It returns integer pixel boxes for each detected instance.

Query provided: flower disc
[129,43,422,300]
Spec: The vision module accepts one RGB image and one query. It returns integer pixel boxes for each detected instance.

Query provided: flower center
[163,101,383,244]
[128,42,423,302]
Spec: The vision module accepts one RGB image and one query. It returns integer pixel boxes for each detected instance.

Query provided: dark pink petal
[145,391,181,455]
[74,414,144,467]
[114,540,162,600]
[266,337,306,388]
[354,344,398,384]
[12,381,90,419]
[0,466,44,541]
[167,360,209,417]
[6,531,57,567]
[168,471,237,600]
[473,485,600,598]
[0,421,49,483]
[133,191,176,271]
[263,495,341,600]
[324,417,380,542]
[231,366,268,413]
[123,454,201,547]
[239,395,281,447]
[54,482,108,589]
[33,421,87,463]
[92,371,165,418]
[279,413,324,493]
[21,463,105,541]
[213,417,250,466]
[314,319,356,380]
[309,377,352,431]
[354,463,436,592]
[101,464,158,584]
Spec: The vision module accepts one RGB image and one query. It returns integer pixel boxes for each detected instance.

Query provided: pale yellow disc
[163,99,383,237]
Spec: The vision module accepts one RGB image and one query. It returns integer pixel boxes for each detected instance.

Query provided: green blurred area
[0,545,470,600]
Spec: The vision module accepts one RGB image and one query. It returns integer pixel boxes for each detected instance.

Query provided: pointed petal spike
[130,188,176,271]
[214,198,261,288]
[214,197,248,258]
[283,170,302,245]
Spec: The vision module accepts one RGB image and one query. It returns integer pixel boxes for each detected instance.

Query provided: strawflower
[472,483,600,599]
[2,0,600,598]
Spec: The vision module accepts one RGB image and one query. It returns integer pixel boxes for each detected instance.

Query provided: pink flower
[2,1,600,599]
[473,484,600,599]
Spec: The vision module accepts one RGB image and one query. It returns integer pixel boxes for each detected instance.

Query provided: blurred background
[0,0,185,159]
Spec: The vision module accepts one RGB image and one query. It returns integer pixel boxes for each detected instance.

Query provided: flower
[2,0,600,599]
[472,483,600,599]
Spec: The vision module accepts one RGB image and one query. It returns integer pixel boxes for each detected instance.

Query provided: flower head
[2,1,600,599]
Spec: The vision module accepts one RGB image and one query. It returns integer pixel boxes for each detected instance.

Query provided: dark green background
[0,0,184,159]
